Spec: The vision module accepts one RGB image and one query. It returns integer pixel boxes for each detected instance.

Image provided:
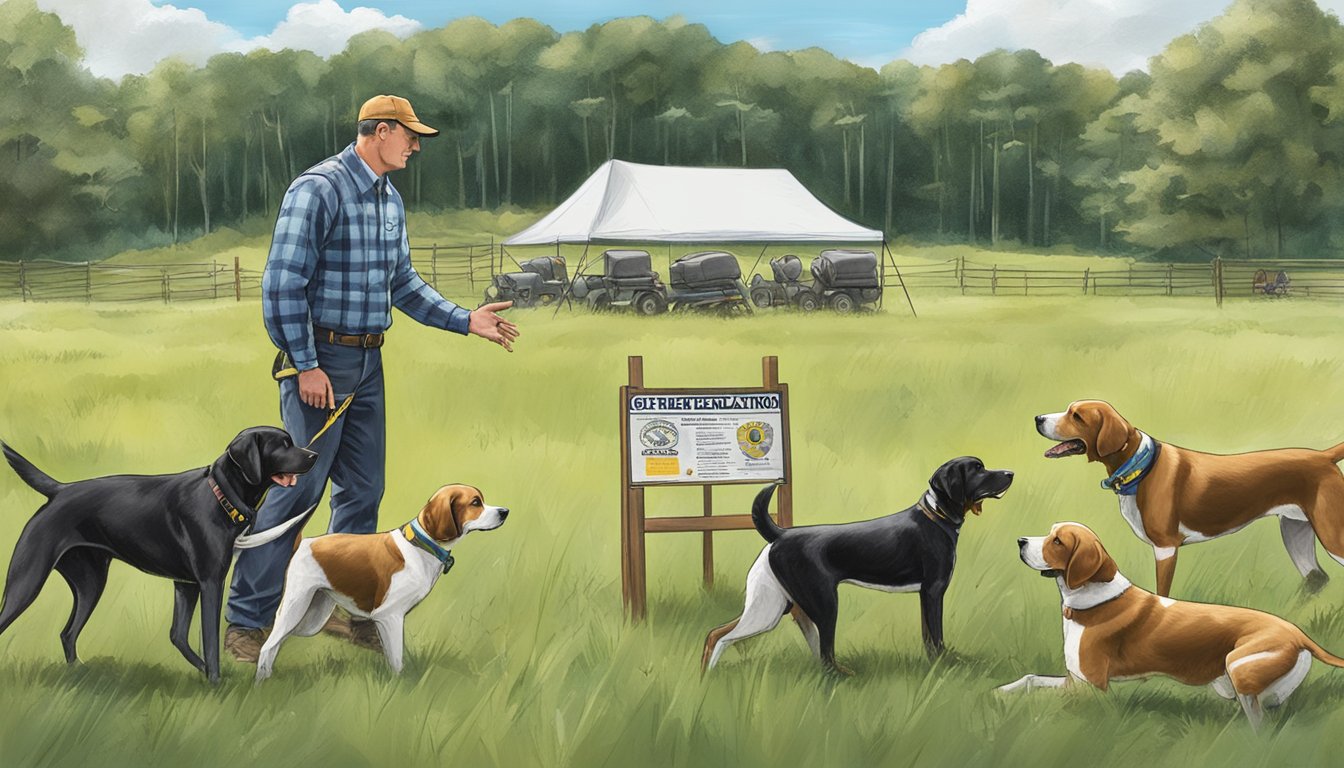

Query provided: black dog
[701,456,1013,674]
[0,427,316,682]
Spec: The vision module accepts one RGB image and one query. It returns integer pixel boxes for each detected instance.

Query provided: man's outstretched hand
[469,301,520,352]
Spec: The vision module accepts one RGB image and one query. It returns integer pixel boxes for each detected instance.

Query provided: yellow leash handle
[307,395,354,448]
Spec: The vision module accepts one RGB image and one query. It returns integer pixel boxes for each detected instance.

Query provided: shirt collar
[339,143,383,194]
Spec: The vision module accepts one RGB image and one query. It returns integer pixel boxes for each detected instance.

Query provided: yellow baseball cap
[357,94,439,137]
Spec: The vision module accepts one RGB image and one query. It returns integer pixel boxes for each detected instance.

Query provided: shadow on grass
[0,655,215,699]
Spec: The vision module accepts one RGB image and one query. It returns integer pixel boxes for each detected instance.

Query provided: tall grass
[1,296,1343,767]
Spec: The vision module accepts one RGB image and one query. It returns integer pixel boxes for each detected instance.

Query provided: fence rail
[4,247,1344,305]
[0,241,499,305]
[887,257,1344,300]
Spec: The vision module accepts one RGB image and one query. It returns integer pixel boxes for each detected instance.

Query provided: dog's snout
[498,507,510,519]
[1017,537,1027,548]
[1034,415,1045,426]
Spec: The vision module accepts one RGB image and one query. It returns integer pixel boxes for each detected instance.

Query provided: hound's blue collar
[1101,432,1160,496]
[401,518,456,574]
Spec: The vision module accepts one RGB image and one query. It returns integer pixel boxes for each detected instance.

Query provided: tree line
[3,0,1343,262]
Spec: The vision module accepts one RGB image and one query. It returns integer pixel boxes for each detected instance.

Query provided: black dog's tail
[751,484,786,543]
[2,441,62,499]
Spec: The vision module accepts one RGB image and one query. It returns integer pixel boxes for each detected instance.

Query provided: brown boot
[224,624,269,664]
[322,607,383,653]
[348,617,384,653]
[321,607,355,640]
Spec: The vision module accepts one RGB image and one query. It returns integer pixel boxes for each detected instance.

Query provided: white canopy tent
[504,160,883,244]
[502,160,913,315]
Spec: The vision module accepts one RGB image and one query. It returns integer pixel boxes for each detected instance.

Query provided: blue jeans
[226,340,386,629]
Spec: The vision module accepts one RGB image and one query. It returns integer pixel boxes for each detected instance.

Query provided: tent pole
[885,241,917,318]
[747,243,769,283]
[553,239,592,318]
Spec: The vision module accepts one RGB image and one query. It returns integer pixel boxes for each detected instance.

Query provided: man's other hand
[298,367,336,410]
[469,301,520,352]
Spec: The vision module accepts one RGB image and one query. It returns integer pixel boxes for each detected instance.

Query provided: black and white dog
[0,427,317,682]
[702,457,1013,674]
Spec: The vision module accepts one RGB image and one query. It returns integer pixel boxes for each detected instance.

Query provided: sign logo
[737,421,774,459]
[639,419,679,454]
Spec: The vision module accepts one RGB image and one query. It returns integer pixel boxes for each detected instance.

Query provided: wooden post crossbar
[619,355,793,622]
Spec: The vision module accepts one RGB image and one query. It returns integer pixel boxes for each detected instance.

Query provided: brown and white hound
[255,484,508,680]
[998,522,1344,729]
[1037,400,1344,596]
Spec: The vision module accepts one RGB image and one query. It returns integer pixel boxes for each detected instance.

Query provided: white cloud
[236,0,420,57]
[35,0,235,77]
[745,36,777,53]
[34,0,421,79]
[901,0,1336,73]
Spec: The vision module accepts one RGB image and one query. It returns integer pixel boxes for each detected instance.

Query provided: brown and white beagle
[1037,400,1344,596]
[998,522,1344,728]
[255,484,508,680]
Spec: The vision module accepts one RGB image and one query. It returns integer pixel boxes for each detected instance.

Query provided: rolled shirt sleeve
[262,177,336,371]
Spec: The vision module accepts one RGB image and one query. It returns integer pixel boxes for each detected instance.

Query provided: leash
[209,396,354,527]
[305,395,354,448]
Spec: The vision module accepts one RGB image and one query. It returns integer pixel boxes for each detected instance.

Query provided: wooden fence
[887,257,1344,300]
[0,241,498,304]
[4,247,1343,305]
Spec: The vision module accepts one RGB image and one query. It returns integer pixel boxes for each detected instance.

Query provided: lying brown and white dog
[997,522,1344,728]
[255,484,508,680]
[1036,400,1344,596]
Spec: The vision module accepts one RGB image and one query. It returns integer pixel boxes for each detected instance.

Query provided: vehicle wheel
[830,292,856,313]
[796,291,820,312]
[538,293,555,306]
[590,294,611,313]
[750,287,773,308]
[635,291,666,316]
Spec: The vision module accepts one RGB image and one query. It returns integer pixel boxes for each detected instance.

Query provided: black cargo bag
[521,256,566,283]
[770,254,804,283]
[670,250,741,289]
[811,249,878,289]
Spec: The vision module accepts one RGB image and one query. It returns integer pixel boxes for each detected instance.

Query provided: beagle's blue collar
[1101,432,1161,496]
[401,518,456,574]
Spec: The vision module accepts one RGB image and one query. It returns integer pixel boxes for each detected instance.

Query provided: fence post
[86,262,92,303]
[1128,265,1133,287]
[431,243,439,290]
[1167,263,1173,296]
[1213,257,1224,308]
[161,268,169,304]
[233,256,242,302]
[1083,268,1090,294]
[212,259,218,299]
[992,264,998,295]
[958,256,965,295]
[18,260,25,302]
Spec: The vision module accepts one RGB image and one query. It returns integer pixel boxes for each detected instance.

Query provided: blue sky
[40,0,1331,79]
[181,0,965,64]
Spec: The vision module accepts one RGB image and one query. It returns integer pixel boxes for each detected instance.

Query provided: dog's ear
[1095,410,1129,458]
[226,430,265,486]
[420,486,463,541]
[1065,536,1116,589]
[929,460,967,511]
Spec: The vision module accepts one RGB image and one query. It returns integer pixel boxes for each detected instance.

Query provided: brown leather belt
[314,325,385,348]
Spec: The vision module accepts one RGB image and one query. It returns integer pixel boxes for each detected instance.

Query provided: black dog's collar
[917,492,962,539]
[206,470,255,527]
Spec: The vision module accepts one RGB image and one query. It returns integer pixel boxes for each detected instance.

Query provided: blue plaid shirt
[262,143,470,371]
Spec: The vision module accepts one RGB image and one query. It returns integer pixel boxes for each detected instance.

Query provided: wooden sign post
[619,355,793,621]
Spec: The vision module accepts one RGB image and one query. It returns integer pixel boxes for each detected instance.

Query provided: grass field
[2,295,1344,767]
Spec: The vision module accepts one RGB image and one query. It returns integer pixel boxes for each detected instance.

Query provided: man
[224,94,519,662]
